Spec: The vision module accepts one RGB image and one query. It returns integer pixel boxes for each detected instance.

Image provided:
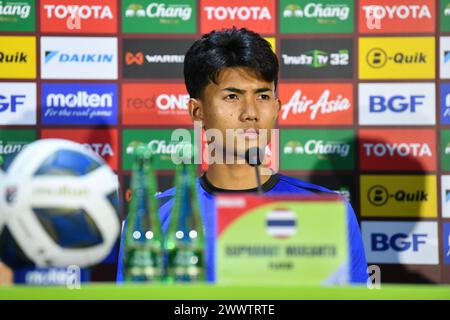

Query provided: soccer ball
[0,139,120,268]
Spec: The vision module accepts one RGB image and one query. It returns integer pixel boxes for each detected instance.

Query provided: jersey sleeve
[346,201,369,284]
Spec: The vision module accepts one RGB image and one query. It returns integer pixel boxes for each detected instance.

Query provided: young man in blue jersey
[117,27,368,283]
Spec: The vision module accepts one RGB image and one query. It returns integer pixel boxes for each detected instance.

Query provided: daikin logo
[44,51,113,64]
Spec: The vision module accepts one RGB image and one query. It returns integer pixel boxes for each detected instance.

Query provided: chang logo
[125,2,192,21]
[284,140,350,157]
[283,3,350,21]
[0,1,31,19]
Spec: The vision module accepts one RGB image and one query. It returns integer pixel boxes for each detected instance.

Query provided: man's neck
[205,163,272,190]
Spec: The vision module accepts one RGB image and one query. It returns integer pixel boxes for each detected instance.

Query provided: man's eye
[258,94,271,100]
[225,94,238,100]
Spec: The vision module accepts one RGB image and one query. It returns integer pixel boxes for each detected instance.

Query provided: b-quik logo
[362,221,439,264]
[360,175,437,218]
[359,37,435,79]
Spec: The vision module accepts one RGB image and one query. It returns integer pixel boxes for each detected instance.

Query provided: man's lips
[240,128,259,138]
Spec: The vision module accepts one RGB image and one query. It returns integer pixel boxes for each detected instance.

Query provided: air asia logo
[359,83,435,125]
[281,38,353,79]
[367,185,428,207]
[279,83,352,125]
[362,221,439,264]
[41,129,118,170]
[359,129,436,171]
[201,0,275,34]
[122,39,192,79]
[360,1,434,33]
[280,129,354,170]
[40,1,116,33]
[283,3,349,20]
[122,83,190,126]
[41,37,117,80]
[41,83,118,125]
[125,2,192,21]
[0,83,36,125]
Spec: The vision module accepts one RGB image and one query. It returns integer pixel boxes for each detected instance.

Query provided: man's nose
[240,97,259,122]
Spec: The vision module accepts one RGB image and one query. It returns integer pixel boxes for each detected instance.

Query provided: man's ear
[188,98,204,122]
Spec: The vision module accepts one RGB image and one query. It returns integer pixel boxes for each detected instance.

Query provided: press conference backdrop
[0,0,449,284]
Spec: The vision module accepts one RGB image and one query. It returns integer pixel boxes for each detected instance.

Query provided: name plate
[215,195,349,285]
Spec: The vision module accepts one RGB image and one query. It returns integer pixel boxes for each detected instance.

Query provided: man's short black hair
[184,27,279,99]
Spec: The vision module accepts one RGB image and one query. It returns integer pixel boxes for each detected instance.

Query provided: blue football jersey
[117,173,368,284]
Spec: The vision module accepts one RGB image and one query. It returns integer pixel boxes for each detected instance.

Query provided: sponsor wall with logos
[0,0,449,284]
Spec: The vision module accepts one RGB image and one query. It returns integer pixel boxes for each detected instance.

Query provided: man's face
[190,67,280,160]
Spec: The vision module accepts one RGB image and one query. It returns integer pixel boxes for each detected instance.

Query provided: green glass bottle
[164,143,205,283]
[123,144,163,282]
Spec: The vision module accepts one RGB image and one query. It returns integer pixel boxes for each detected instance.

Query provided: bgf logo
[362,221,439,264]
[371,233,427,252]
[369,95,424,113]
[0,95,25,112]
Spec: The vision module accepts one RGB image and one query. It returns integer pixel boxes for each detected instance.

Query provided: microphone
[245,147,264,194]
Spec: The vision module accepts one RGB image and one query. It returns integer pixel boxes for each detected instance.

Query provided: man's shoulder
[274,173,337,195]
